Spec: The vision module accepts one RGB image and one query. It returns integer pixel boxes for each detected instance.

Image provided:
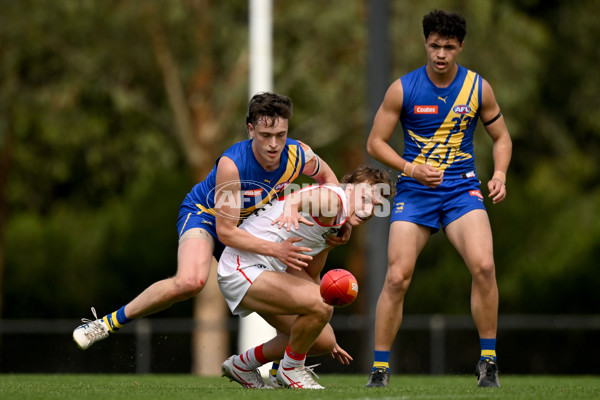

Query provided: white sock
[234,347,263,370]
[280,345,306,369]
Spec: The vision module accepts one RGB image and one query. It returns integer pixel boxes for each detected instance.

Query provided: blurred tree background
[1,0,599,331]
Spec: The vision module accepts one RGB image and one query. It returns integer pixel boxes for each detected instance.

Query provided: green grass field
[1,374,599,400]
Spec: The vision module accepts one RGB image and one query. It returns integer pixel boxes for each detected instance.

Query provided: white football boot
[221,356,270,389]
[276,363,324,389]
[73,307,111,350]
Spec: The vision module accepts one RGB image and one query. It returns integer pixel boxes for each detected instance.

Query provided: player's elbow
[366,139,374,157]
[366,137,379,158]
[216,225,235,247]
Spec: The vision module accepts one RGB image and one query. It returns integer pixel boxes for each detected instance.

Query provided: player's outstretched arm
[272,189,315,231]
[273,185,339,231]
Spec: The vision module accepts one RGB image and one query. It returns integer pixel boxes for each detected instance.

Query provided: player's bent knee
[172,276,206,300]
[307,296,333,323]
[320,303,334,323]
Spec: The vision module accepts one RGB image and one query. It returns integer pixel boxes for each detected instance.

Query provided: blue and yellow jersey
[400,65,482,179]
[187,138,306,221]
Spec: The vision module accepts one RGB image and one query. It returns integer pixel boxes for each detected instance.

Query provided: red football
[320,269,358,307]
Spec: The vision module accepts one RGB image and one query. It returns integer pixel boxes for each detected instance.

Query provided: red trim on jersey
[313,185,347,227]
[306,186,347,227]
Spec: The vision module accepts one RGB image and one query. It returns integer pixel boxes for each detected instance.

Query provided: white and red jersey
[217,185,348,316]
[220,185,347,274]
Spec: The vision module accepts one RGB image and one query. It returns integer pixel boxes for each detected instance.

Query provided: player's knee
[471,259,496,282]
[172,276,206,300]
[308,296,333,324]
[317,301,334,324]
[385,267,412,293]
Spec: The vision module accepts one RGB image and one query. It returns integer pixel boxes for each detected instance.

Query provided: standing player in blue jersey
[365,10,512,388]
[73,92,343,350]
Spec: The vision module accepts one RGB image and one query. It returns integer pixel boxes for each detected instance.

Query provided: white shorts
[217,250,280,317]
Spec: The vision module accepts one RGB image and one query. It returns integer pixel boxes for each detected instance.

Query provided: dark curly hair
[245,92,293,128]
[422,10,466,43]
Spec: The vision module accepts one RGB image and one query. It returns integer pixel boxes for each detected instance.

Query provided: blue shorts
[391,176,486,233]
[176,195,225,260]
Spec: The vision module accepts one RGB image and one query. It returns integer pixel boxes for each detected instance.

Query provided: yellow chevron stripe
[198,145,303,219]
[240,144,302,217]
[409,70,479,172]
[195,203,216,216]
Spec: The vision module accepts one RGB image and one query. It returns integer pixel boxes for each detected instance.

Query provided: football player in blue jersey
[73,92,345,351]
[365,10,512,388]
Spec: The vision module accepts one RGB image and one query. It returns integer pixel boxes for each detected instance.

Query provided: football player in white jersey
[218,165,393,389]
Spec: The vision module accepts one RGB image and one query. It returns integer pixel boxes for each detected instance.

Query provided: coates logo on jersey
[469,190,483,200]
[244,188,263,197]
[453,105,472,114]
[414,105,438,114]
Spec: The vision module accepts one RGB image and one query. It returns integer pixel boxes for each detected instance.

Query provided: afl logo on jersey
[414,105,438,114]
[274,182,289,192]
[453,105,472,114]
